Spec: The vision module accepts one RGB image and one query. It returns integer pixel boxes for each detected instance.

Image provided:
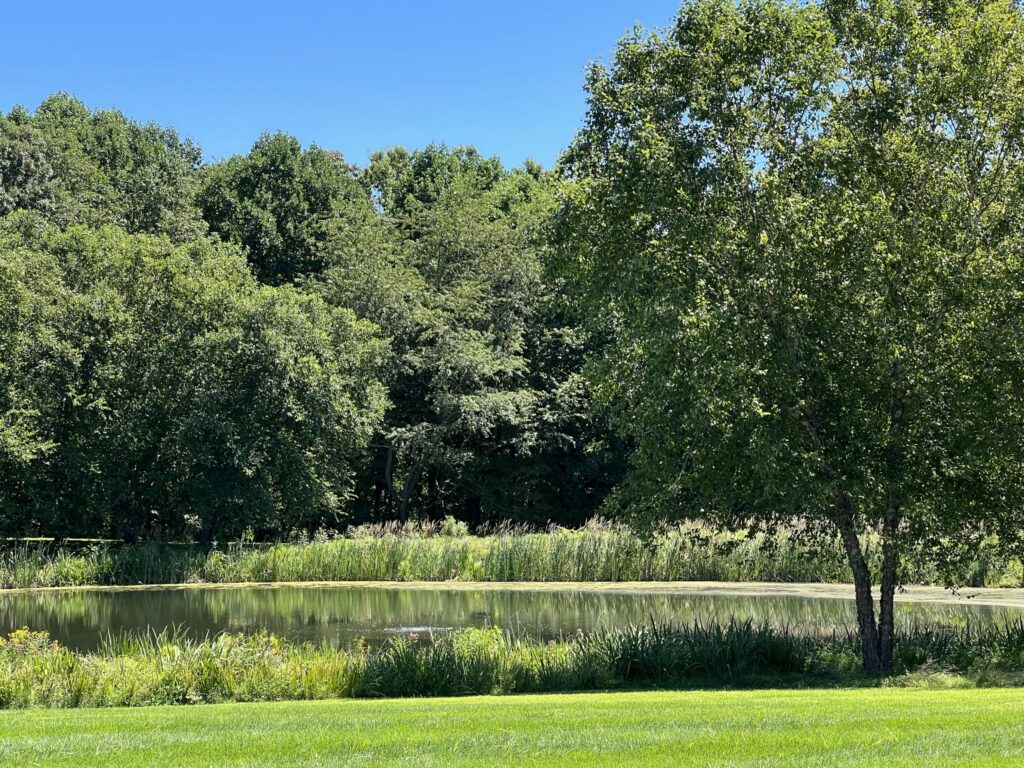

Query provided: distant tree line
[0,94,623,542]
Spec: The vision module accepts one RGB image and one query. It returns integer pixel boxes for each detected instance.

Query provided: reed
[2,620,1024,708]
[1,521,1020,589]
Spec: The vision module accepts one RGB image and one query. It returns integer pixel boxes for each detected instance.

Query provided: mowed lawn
[1,688,1022,767]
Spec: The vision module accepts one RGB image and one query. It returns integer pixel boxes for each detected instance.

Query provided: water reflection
[0,585,1019,652]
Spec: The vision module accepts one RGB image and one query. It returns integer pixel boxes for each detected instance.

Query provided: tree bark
[877,501,900,671]
[372,476,384,519]
[835,492,882,674]
[464,494,483,529]
[397,461,423,525]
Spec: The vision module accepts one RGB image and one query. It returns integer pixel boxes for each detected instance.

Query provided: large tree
[348,147,546,523]
[0,94,205,241]
[557,0,1024,671]
[198,133,374,284]
[0,214,386,540]
[312,145,622,525]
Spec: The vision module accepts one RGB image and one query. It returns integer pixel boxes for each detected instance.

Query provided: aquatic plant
[1,523,1020,590]
[2,620,1024,708]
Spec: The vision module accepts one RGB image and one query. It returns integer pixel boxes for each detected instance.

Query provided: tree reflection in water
[1,585,1018,651]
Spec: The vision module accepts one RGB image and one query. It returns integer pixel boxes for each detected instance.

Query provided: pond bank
[2,527,1021,590]
[2,621,1024,709]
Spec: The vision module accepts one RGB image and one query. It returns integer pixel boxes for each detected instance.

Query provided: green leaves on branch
[557,0,1024,573]
[0,216,386,540]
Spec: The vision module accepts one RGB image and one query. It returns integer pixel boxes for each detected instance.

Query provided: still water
[1,584,1021,651]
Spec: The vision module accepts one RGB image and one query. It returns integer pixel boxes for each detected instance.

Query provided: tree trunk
[835,493,882,673]
[372,476,384,519]
[464,494,483,529]
[398,462,423,525]
[877,502,900,671]
[427,471,442,518]
[383,445,400,520]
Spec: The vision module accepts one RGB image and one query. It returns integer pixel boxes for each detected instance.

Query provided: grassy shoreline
[3,620,1024,709]
[3,524,1021,590]
[4,688,1023,766]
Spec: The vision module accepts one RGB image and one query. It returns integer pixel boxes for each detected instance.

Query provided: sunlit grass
[2,688,1024,767]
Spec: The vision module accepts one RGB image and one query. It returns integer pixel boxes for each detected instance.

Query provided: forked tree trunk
[382,446,422,524]
[834,496,901,674]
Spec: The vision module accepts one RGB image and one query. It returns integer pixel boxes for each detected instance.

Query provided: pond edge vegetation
[3,620,1024,709]
[2,522,1022,591]
[5,0,1024,677]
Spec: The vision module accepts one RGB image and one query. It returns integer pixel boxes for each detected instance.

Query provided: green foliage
[362,144,504,217]
[198,132,375,284]
[0,94,205,240]
[0,216,386,539]
[3,620,1024,708]
[5,0,1022,595]
[1,93,623,536]
[0,113,61,219]
[320,144,622,525]
[557,0,1024,669]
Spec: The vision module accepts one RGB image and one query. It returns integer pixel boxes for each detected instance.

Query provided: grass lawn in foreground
[1,688,1022,767]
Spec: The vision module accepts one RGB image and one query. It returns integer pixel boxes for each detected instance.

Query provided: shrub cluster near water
[2,522,1020,590]
[2,620,1024,709]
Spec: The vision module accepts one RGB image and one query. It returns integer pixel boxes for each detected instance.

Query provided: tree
[312,145,622,526]
[0,112,61,219]
[198,133,374,284]
[556,0,1024,672]
[346,148,545,523]
[362,144,504,219]
[1,94,205,240]
[0,214,387,540]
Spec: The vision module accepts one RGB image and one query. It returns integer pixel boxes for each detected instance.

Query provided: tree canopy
[0,213,386,540]
[0,93,204,240]
[556,0,1024,671]
[0,102,619,539]
[198,133,374,284]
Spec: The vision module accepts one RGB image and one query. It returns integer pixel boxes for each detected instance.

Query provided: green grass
[2,688,1023,766]
[2,522,1021,589]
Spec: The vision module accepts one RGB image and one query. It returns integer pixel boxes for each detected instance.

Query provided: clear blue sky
[2,1,681,168]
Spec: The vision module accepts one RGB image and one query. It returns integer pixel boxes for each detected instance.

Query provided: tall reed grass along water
[3,620,1024,708]
[2,521,1021,589]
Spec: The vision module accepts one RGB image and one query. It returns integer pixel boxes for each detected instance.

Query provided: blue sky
[2,1,681,168]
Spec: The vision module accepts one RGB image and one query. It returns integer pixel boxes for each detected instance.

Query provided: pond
[2,583,1022,651]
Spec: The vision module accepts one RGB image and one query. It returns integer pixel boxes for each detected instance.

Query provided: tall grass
[2,620,1023,708]
[2,521,1021,589]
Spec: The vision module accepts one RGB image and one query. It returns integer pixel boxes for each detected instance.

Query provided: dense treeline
[0,94,622,540]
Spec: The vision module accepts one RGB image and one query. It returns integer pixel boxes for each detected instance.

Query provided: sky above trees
[0,0,680,168]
